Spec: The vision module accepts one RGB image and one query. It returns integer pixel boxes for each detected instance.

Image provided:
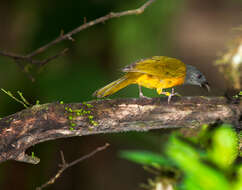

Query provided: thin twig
[39,48,69,67]
[36,143,110,190]
[0,51,29,60]
[0,0,156,68]
[1,88,30,108]
[17,91,30,106]
[15,59,36,82]
[27,0,155,58]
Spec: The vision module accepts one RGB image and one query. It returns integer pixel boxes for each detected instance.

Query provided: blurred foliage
[121,124,241,190]
[233,91,242,98]
[215,34,242,90]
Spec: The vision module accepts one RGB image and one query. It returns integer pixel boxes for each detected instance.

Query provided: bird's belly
[135,74,184,89]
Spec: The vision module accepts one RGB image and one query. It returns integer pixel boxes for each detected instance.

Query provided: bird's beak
[201,82,210,92]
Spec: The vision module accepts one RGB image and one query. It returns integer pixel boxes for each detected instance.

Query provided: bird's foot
[139,93,151,99]
[161,89,180,104]
[168,93,178,104]
[167,89,180,104]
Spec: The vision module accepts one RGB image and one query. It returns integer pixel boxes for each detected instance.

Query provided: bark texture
[0,96,241,164]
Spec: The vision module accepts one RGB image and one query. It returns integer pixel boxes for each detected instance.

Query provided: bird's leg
[157,88,179,104]
[138,85,145,98]
[167,88,179,104]
[138,85,150,99]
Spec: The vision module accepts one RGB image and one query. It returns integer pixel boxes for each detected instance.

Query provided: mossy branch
[0,96,241,164]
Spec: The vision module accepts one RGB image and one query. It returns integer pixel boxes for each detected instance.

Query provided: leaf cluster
[121,124,241,190]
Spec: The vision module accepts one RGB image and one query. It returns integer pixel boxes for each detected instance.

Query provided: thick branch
[0,0,155,66]
[0,96,241,164]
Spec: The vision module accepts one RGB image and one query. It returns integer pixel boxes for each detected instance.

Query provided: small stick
[36,143,110,190]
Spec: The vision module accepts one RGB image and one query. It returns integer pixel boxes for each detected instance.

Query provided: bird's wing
[122,56,186,79]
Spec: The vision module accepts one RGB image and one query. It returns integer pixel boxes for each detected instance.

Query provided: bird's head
[184,65,210,91]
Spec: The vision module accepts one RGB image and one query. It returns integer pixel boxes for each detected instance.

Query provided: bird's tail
[93,76,132,98]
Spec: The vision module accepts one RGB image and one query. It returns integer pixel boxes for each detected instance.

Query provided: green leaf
[232,164,242,190]
[120,150,173,168]
[166,135,230,190]
[208,124,238,170]
[180,176,204,190]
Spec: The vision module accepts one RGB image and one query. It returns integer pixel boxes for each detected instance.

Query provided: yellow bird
[93,56,209,103]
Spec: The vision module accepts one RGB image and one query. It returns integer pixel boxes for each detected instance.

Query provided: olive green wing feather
[122,56,186,79]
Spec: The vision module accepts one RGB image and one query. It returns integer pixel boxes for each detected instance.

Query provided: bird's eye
[197,74,202,79]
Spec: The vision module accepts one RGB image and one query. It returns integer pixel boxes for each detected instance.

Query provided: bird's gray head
[184,65,210,91]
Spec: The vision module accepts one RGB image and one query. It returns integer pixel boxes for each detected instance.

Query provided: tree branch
[0,0,156,67]
[0,96,241,164]
[36,143,109,190]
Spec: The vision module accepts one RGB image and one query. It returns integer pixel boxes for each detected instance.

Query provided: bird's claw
[139,93,151,99]
[167,89,180,104]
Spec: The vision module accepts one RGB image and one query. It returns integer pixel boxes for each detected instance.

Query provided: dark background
[0,0,241,189]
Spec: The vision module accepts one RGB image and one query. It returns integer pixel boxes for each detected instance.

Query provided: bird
[93,56,210,103]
